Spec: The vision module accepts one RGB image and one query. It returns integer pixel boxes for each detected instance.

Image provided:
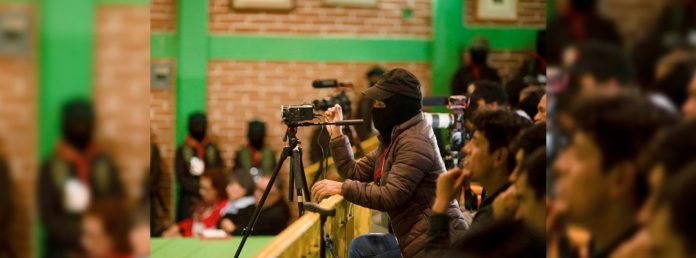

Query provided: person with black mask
[232,119,276,179]
[174,112,223,222]
[38,99,123,258]
[451,36,501,96]
[311,68,468,258]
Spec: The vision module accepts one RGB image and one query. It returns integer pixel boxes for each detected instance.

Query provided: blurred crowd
[546,0,696,258]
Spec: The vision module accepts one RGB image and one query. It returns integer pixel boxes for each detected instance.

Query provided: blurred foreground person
[164,168,227,237]
[682,73,696,119]
[611,120,696,258]
[0,156,13,258]
[175,112,223,222]
[39,99,123,258]
[313,69,467,257]
[553,92,676,258]
[646,162,696,258]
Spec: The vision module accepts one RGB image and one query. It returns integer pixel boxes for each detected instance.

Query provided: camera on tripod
[281,104,315,125]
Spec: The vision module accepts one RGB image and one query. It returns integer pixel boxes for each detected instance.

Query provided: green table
[151,236,275,258]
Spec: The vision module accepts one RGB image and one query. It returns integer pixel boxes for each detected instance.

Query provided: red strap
[468,62,481,80]
[186,135,210,159]
[374,145,392,181]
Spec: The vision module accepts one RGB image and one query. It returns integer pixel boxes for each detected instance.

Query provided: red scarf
[566,10,588,41]
[178,200,227,237]
[468,61,481,80]
[374,145,392,181]
[56,141,99,185]
[247,143,262,167]
[185,135,209,159]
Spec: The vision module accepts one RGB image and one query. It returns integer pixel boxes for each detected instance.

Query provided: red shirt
[178,200,227,237]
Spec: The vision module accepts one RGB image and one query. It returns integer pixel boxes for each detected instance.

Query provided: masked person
[312,68,468,258]
[174,112,223,222]
[451,36,501,96]
[38,99,123,258]
[232,120,276,179]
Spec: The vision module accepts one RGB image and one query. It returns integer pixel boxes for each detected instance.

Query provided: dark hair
[510,122,546,158]
[520,147,546,200]
[570,92,677,170]
[569,91,677,205]
[655,161,696,255]
[517,88,545,120]
[229,170,256,197]
[639,120,696,179]
[471,80,508,108]
[472,110,532,172]
[201,168,229,200]
[652,60,696,109]
[569,41,634,91]
[84,199,133,255]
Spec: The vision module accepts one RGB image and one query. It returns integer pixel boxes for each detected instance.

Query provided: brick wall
[206,61,431,169]
[209,0,432,37]
[150,60,176,220]
[489,50,530,83]
[94,5,150,202]
[599,0,666,48]
[0,4,36,258]
[465,0,546,28]
[152,0,177,31]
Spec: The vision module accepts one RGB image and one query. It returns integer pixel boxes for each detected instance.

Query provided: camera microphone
[312,79,353,88]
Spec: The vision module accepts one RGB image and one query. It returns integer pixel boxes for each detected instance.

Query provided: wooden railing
[255,136,380,258]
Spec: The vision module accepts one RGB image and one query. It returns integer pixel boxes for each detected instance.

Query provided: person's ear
[493,147,509,169]
[608,161,636,200]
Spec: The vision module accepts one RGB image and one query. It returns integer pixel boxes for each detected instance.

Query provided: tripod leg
[296,146,312,202]
[288,153,295,202]
[234,146,291,258]
[292,148,305,215]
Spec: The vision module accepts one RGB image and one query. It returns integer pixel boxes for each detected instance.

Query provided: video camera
[423,95,470,168]
[311,79,353,118]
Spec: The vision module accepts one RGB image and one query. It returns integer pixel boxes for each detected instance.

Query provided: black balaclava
[247,120,266,150]
[188,112,207,142]
[62,99,95,151]
[371,94,422,144]
[570,0,596,13]
[470,49,489,65]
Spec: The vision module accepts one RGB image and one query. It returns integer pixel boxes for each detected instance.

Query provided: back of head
[655,161,696,256]
[639,120,696,179]
[471,80,508,112]
[511,122,547,157]
[569,41,634,93]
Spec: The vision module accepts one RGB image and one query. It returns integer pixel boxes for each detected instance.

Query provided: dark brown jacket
[330,113,468,258]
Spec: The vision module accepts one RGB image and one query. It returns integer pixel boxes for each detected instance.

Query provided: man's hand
[432,168,471,213]
[311,179,343,203]
[220,218,237,234]
[325,104,344,139]
[162,225,181,238]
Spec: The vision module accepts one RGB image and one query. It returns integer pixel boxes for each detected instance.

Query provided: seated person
[163,168,228,237]
[245,176,290,235]
[232,120,276,178]
[129,203,150,258]
[81,199,132,258]
[219,171,257,235]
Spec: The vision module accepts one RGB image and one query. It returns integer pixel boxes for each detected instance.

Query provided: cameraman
[311,69,467,258]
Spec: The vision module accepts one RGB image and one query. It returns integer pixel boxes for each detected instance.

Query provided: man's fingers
[453,169,470,188]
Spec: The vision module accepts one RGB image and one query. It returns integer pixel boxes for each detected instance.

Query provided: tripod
[234,126,311,258]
